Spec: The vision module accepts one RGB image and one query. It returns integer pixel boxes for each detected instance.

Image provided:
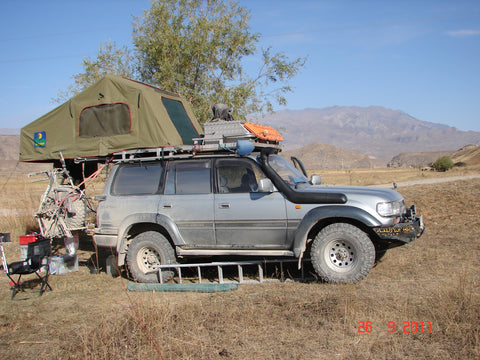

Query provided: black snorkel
[260,147,347,204]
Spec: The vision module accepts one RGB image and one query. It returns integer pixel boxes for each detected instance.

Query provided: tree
[54,41,134,103]
[431,156,454,171]
[57,0,306,123]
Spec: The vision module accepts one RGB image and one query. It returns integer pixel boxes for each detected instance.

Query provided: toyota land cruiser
[93,122,424,283]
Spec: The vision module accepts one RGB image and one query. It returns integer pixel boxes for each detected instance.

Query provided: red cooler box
[19,234,41,260]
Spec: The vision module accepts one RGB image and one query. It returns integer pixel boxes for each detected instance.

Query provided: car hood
[295,183,404,203]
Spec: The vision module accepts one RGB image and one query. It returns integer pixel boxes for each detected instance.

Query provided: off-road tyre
[310,223,375,283]
[62,191,87,230]
[39,185,87,235]
[126,231,176,283]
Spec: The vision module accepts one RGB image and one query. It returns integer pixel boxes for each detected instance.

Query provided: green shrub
[431,156,454,171]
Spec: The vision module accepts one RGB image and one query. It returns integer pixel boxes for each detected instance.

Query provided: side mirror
[258,178,276,193]
[310,174,322,185]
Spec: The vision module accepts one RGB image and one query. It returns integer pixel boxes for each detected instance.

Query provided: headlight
[377,200,405,217]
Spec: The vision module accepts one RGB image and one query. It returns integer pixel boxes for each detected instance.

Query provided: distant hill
[388,150,454,168]
[282,143,480,170]
[255,106,480,159]
[0,135,19,160]
[386,144,480,169]
[0,129,20,135]
[451,144,480,169]
[0,135,49,175]
[282,142,381,169]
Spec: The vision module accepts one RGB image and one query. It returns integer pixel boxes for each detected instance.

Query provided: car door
[161,159,215,245]
[214,158,288,248]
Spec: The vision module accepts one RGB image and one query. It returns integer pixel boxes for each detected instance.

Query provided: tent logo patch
[34,132,46,148]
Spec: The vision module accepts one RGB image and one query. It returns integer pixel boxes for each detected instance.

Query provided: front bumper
[373,215,424,244]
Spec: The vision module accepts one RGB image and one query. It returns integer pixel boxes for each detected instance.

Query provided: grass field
[0,168,479,359]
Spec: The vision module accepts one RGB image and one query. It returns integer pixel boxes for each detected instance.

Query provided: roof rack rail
[75,120,282,164]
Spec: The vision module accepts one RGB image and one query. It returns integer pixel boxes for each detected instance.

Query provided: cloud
[446,29,480,37]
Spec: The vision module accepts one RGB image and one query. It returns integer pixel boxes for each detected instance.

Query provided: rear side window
[165,160,211,195]
[79,103,131,138]
[112,164,163,195]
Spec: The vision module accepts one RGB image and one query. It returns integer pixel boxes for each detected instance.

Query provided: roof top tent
[19,74,203,183]
[20,74,203,163]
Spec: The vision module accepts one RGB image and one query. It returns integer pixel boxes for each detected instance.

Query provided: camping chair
[1,234,52,300]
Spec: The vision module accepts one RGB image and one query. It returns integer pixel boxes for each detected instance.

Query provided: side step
[151,259,313,285]
[176,248,294,257]
[126,283,238,293]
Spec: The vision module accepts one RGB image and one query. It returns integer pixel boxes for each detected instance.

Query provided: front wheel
[310,223,375,283]
[126,231,176,283]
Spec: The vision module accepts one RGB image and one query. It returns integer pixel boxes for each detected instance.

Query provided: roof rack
[75,120,282,164]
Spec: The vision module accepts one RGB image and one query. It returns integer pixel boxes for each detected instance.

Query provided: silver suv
[94,144,424,284]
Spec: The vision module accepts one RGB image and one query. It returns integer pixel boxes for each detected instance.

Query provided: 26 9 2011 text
[358,321,432,333]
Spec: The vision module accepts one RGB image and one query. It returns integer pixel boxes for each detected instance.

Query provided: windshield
[268,155,309,186]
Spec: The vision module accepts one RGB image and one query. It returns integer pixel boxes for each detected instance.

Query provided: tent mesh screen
[79,103,131,137]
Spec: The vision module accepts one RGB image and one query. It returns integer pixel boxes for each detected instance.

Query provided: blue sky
[1,0,479,132]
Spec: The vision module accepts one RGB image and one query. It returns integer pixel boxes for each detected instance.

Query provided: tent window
[161,97,199,145]
[79,103,131,138]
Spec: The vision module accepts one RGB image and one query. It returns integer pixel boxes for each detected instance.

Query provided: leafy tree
[431,156,454,171]
[57,0,306,123]
[54,41,134,103]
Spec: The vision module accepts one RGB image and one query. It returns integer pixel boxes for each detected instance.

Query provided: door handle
[163,204,173,209]
[218,203,230,209]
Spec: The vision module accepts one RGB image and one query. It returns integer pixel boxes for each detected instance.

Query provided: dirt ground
[0,170,479,359]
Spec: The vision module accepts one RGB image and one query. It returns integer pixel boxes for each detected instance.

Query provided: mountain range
[256,106,480,159]
[2,106,480,171]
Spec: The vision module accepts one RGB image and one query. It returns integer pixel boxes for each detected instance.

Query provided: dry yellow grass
[0,169,479,359]
[312,165,477,186]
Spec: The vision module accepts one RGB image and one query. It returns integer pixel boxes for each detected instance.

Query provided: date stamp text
[358,321,432,334]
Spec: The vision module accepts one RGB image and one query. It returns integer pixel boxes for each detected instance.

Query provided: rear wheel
[126,231,176,283]
[310,223,375,283]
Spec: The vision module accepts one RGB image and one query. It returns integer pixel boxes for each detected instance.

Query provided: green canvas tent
[19,74,203,162]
